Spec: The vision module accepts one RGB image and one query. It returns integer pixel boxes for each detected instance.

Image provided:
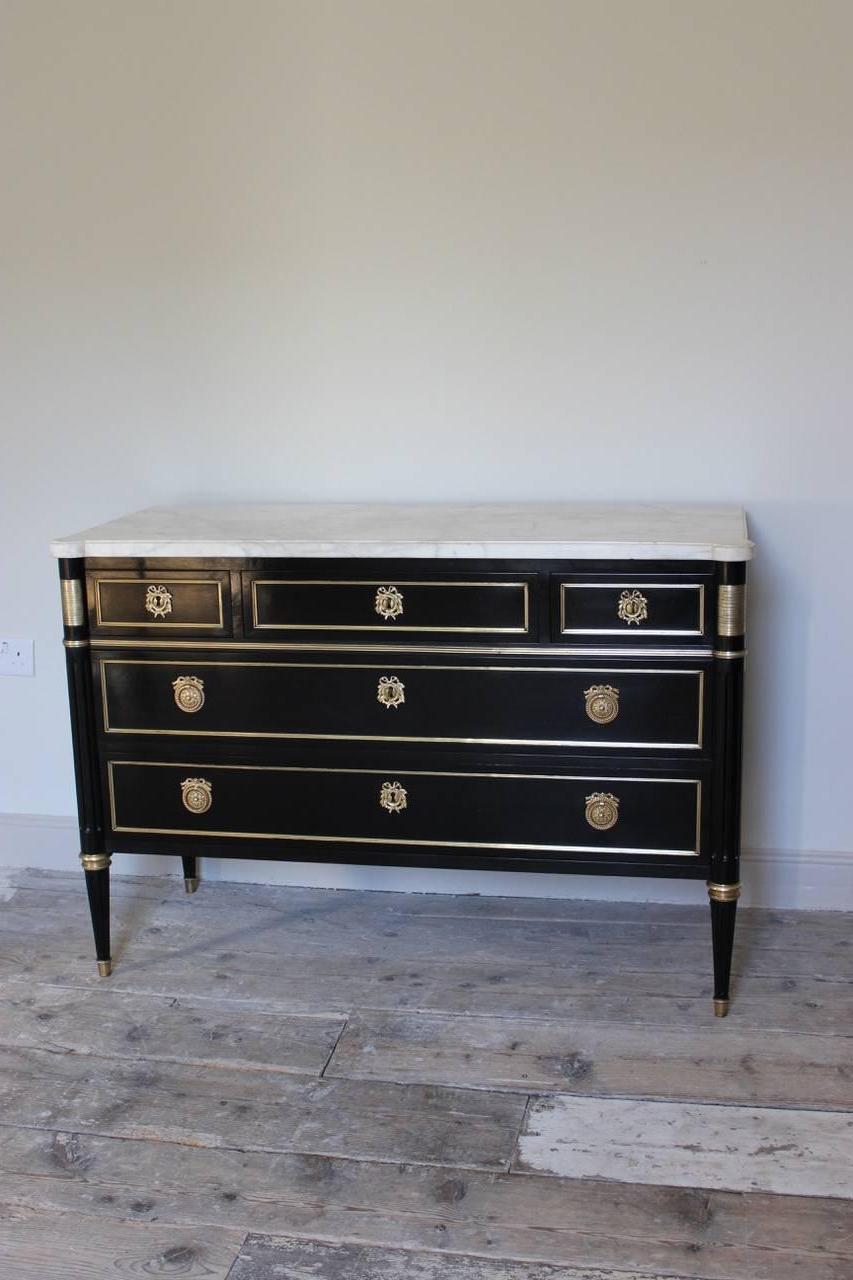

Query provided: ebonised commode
[53,503,751,1015]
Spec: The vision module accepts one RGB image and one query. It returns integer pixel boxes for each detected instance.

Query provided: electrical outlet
[0,637,34,676]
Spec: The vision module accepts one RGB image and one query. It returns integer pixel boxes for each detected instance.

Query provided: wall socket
[0,637,34,676]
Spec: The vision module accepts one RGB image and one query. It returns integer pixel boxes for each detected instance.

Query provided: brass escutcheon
[377,675,406,709]
[584,684,619,725]
[617,589,648,626]
[379,780,408,813]
[585,791,620,831]
[375,585,404,622]
[145,584,173,619]
[173,674,205,714]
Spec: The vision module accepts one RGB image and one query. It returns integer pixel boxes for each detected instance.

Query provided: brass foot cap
[97,960,112,978]
[713,998,730,1017]
[184,877,199,894]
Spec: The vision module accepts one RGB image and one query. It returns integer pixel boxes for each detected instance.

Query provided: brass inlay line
[717,584,746,637]
[99,659,705,750]
[94,578,225,629]
[107,761,703,858]
[60,578,85,628]
[560,583,706,637]
[250,578,530,634]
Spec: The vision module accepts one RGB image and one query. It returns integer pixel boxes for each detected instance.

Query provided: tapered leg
[182,855,199,894]
[708,881,740,1016]
[81,853,112,976]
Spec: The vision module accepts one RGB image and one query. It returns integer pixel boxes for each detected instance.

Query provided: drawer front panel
[91,575,229,633]
[247,577,532,638]
[557,580,706,639]
[108,761,703,859]
[100,659,705,750]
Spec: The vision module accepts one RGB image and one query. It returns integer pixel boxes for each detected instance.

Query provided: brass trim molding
[60,578,85,628]
[99,659,705,751]
[91,638,714,658]
[560,582,706,638]
[714,648,747,660]
[707,880,741,903]
[107,760,703,858]
[80,852,111,872]
[250,578,530,634]
[63,638,90,649]
[717,584,746,637]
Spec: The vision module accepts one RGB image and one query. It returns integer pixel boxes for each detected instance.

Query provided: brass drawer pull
[584,684,619,724]
[145,584,173,620]
[585,791,619,831]
[380,780,408,813]
[617,589,648,626]
[375,585,404,621]
[181,777,212,815]
[172,675,205,714]
[377,675,405,710]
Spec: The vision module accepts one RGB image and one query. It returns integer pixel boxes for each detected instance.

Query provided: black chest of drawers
[55,507,749,1016]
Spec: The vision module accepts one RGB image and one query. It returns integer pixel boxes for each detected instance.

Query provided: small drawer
[90,573,230,634]
[556,578,707,640]
[99,659,706,751]
[108,760,704,862]
[245,575,533,640]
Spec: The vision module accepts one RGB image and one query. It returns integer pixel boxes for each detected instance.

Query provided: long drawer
[107,760,704,860]
[245,575,534,639]
[99,658,706,750]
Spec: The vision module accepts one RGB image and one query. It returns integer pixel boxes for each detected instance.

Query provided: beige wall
[1,1,851,902]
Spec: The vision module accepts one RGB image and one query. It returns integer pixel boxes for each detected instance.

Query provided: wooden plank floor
[0,868,850,1280]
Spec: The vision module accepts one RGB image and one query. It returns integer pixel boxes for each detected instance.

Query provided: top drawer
[555,576,708,641]
[89,572,231,635]
[245,575,534,641]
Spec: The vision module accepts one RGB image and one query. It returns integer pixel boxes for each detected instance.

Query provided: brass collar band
[80,852,111,873]
[60,578,86,628]
[717,584,746,638]
[707,880,741,903]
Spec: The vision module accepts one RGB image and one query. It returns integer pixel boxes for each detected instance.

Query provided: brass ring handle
[617,589,648,626]
[584,684,619,725]
[173,675,205,714]
[585,792,619,831]
[377,675,405,709]
[375,585,404,621]
[145,584,173,619]
[380,780,407,813]
[181,777,212,815]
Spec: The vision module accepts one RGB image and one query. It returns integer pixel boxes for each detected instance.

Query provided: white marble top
[51,503,752,561]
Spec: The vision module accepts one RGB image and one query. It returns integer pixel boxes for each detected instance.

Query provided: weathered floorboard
[0,985,343,1075]
[516,1095,853,1196]
[326,1009,853,1107]
[0,1203,244,1279]
[0,1044,525,1170]
[227,1234,688,1280]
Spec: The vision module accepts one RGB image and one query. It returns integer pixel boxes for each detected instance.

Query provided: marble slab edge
[50,538,752,561]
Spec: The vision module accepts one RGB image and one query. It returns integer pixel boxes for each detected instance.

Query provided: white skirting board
[0,811,849,910]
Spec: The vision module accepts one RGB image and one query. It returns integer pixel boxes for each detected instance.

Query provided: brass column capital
[707,880,741,903]
[80,852,111,873]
